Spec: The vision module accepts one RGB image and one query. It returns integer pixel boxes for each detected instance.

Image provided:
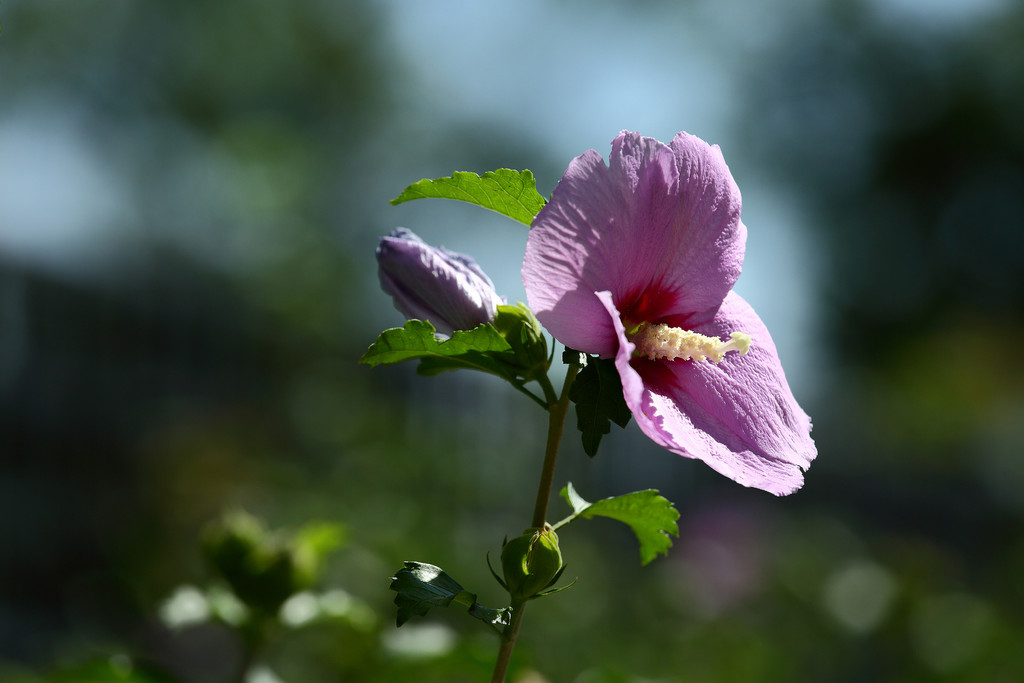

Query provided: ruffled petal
[524,131,745,355]
[598,290,815,496]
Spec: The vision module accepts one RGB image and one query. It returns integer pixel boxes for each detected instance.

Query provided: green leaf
[360,319,520,381]
[360,319,510,366]
[361,318,552,408]
[468,602,512,629]
[562,481,590,515]
[390,169,547,226]
[389,562,510,631]
[389,562,476,626]
[559,483,680,565]
[569,357,632,457]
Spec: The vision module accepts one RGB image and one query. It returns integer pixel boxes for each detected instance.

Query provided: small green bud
[500,525,562,603]
[493,303,549,379]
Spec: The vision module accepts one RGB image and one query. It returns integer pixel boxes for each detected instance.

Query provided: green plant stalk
[511,380,551,410]
[531,362,579,528]
[490,360,580,683]
[490,602,527,683]
[549,511,578,532]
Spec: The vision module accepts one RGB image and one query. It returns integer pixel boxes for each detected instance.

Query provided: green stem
[536,370,560,408]
[490,360,580,683]
[490,603,526,683]
[531,362,579,528]
[549,511,578,532]
[511,381,550,409]
[512,352,560,409]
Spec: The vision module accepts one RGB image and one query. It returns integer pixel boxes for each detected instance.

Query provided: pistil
[629,323,751,363]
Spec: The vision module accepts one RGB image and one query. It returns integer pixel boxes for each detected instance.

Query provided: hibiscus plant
[361,131,816,681]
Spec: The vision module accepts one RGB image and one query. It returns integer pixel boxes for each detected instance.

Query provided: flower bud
[493,303,549,379]
[500,525,563,604]
[376,228,504,337]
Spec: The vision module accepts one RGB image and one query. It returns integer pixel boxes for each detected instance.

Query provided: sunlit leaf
[389,561,510,631]
[390,169,547,226]
[468,602,512,629]
[360,319,523,383]
[559,483,679,565]
[390,562,476,626]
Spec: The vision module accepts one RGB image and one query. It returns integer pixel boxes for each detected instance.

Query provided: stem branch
[490,359,580,682]
[511,382,550,409]
[549,511,578,532]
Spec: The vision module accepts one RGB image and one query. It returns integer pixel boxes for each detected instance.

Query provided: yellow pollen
[628,323,752,363]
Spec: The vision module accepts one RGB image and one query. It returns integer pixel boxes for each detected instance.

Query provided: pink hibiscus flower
[522,131,816,495]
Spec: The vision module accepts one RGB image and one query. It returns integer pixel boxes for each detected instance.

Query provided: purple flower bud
[376,228,504,336]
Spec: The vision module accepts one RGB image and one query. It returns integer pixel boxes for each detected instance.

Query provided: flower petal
[524,131,745,355]
[597,290,815,496]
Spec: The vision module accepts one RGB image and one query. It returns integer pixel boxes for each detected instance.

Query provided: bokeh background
[2,0,1024,681]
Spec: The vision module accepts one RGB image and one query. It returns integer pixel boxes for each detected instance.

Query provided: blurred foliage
[200,510,344,616]
[1,0,1023,681]
[158,512,367,682]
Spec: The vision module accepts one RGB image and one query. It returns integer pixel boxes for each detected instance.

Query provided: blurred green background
[2,0,1023,681]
